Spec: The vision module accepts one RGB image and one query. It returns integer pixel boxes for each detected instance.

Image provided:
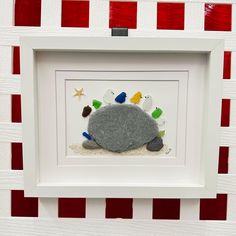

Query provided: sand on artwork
[69,143,171,156]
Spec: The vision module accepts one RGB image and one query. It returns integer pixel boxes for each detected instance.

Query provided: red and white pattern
[0,0,235,234]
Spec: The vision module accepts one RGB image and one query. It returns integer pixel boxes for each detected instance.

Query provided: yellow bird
[130,91,142,104]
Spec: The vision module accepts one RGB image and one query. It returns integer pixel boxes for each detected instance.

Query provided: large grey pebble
[87,104,158,152]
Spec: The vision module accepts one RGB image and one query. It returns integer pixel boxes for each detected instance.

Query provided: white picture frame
[20,36,224,198]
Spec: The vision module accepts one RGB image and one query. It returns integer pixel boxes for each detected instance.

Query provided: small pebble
[82,105,92,117]
[92,99,102,109]
[146,137,164,151]
[152,108,163,119]
[82,132,92,140]
[82,140,101,149]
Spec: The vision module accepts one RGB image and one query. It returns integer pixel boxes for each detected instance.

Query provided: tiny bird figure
[74,88,85,98]
[103,89,115,104]
[142,95,152,112]
[152,107,163,119]
[130,91,142,104]
[82,132,92,140]
[115,92,127,104]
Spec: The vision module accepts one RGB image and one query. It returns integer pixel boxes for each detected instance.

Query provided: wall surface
[0,0,235,235]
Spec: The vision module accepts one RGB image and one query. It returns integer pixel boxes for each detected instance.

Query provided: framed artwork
[20,36,224,198]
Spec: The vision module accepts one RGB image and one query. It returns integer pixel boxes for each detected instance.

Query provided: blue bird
[82,132,92,140]
[115,92,127,104]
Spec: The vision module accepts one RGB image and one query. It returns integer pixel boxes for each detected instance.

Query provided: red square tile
[200,194,227,220]
[11,190,38,217]
[153,199,180,219]
[205,4,232,31]
[218,146,229,174]
[11,95,21,123]
[15,0,41,26]
[109,2,137,29]
[223,52,231,79]
[157,3,184,30]
[13,47,20,75]
[221,99,230,127]
[58,198,86,218]
[61,0,89,27]
[106,198,133,219]
[12,47,21,123]
[11,143,23,170]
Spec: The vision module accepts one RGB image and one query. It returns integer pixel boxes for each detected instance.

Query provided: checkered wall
[1,0,234,225]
